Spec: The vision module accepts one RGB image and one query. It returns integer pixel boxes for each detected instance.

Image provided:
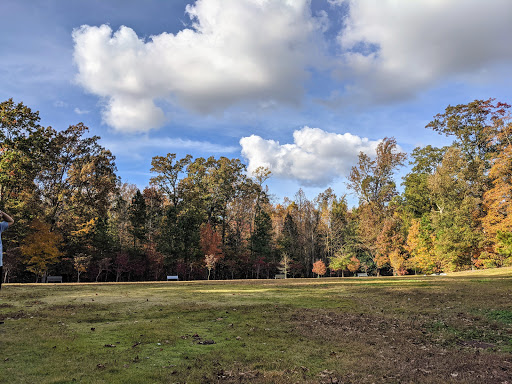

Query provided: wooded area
[1,98,511,282]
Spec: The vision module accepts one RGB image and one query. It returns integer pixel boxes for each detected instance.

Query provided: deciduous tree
[349,137,406,275]
[312,260,326,278]
[329,248,351,277]
[428,147,483,270]
[20,220,62,281]
[95,257,112,282]
[204,254,217,280]
[376,210,407,275]
[114,252,130,282]
[73,253,92,282]
[150,153,192,207]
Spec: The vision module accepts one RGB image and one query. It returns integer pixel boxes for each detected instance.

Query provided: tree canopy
[1,98,511,283]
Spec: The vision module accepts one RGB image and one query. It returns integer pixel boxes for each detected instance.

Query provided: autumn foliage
[312,260,326,277]
[200,223,223,279]
[2,98,512,283]
[20,220,62,281]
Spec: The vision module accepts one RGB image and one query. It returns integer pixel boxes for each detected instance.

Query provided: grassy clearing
[0,268,511,383]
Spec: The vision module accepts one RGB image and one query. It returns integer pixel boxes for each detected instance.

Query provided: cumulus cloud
[240,127,381,186]
[72,0,324,132]
[335,0,512,103]
[72,0,512,131]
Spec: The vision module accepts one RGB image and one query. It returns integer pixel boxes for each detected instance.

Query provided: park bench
[274,274,286,279]
[167,275,179,281]
[46,276,63,283]
[357,273,368,277]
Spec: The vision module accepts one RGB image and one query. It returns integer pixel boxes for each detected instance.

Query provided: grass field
[1,268,511,383]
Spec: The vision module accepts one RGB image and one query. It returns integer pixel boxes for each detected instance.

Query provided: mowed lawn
[0,269,511,384]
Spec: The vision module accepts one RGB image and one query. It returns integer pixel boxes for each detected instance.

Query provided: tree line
[1,98,511,283]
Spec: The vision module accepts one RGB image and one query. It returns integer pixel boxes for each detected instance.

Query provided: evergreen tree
[251,206,273,278]
[129,190,147,248]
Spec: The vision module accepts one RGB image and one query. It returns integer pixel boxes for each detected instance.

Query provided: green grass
[486,309,512,324]
[1,268,511,383]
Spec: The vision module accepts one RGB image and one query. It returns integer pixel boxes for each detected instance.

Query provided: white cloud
[240,126,381,186]
[102,96,165,133]
[72,0,325,132]
[335,0,512,103]
[74,107,90,115]
[72,0,512,131]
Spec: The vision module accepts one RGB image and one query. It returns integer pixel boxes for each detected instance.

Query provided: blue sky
[2,0,511,206]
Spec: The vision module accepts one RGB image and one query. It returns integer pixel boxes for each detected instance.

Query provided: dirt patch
[292,309,512,383]
[0,310,29,320]
[457,340,496,349]
[216,369,262,382]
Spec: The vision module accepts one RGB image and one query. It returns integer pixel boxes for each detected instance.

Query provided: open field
[1,268,511,383]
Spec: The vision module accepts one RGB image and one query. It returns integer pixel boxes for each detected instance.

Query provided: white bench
[46,276,63,283]
[274,274,286,279]
[357,273,368,277]
[166,275,179,281]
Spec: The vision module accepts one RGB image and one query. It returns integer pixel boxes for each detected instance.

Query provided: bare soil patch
[293,309,512,383]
